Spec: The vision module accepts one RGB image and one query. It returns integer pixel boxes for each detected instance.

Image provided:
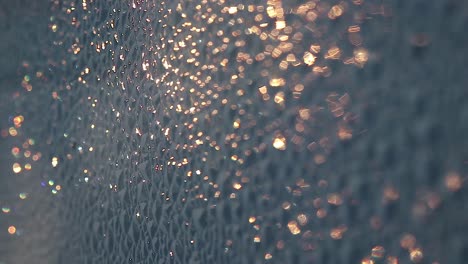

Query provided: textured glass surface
[0,0,467,263]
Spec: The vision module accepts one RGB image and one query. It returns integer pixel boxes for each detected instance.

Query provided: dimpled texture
[4,0,468,263]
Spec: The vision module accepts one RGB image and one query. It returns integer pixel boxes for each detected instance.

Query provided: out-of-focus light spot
[22,141,29,149]
[410,248,423,263]
[11,147,20,157]
[228,6,238,14]
[338,125,353,140]
[354,48,369,64]
[8,226,16,235]
[12,163,22,174]
[400,234,416,249]
[371,246,385,258]
[325,47,341,60]
[328,5,344,19]
[297,214,308,226]
[330,226,347,239]
[445,172,462,192]
[274,92,285,105]
[303,52,316,65]
[327,193,343,205]
[316,208,327,218]
[383,186,400,202]
[276,240,285,250]
[361,258,374,264]
[287,220,301,235]
[386,256,398,264]
[9,127,18,137]
[48,180,55,186]
[348,25,361,33]
[13,118,22,127]
[13,115,24,127]
[32,154,40,161]
[275,20,285,30]
[264,253,272,260]
[298,108,310,120]
[24,164,32,170]
[52,91,61,100]
[72,43,81,55]
[233,183,242,190]
[2,207,11,213]
[52,157,59,167]
[22,77,33,91]
[56,185,62,191]
[19,193,28,200]
[314,154,326,164]
[269,78,285,87]
[273,134,286,150]
[282,202,291,210]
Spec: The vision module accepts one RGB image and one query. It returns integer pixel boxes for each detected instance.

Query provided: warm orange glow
[445,172,462,192]
[8,226,16,235]
[287,220,301,235]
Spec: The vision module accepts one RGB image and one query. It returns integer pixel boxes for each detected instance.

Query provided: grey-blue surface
[0,0,467,263]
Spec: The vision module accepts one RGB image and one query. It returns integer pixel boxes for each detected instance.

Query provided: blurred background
[0,0,59,263]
